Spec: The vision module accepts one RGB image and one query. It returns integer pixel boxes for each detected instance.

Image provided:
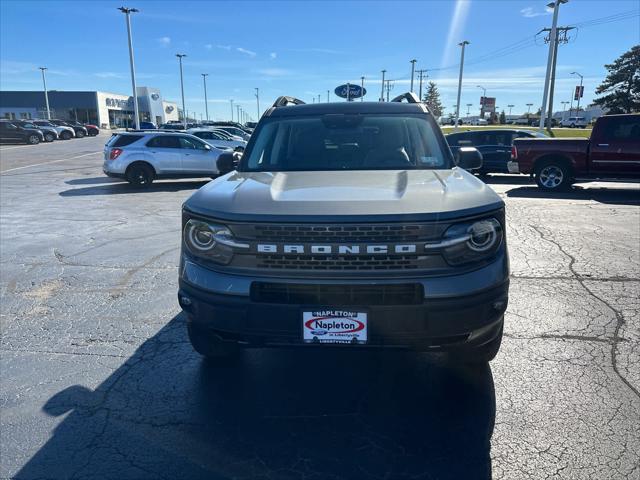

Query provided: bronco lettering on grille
[256,244,419,254]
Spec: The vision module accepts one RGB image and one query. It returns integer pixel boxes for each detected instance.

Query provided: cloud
[257,68,290,77]
[520,6,552,18]
[288,48,343,55]
[205,44,213,50]
[216,44,232,51]
[270,52,277,59]
[236,47,257,57]
[157,36,171,47]
[440,0,472,70]
[93,72,125,79]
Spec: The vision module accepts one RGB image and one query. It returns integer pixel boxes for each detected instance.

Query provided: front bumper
[178,255,509,351]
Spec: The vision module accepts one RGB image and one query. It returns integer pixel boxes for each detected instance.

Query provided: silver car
[32,120,75,140]
[103,132,225,186]
[187,128,247,151]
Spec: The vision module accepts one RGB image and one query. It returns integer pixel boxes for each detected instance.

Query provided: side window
[146,136,180,148]
[607,118,640,142]
[179,136,208,150]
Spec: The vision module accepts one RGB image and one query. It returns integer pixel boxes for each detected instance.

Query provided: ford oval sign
[335,84,366,99]
[151,93,160,101]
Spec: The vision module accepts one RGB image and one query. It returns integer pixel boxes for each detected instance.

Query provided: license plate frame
[302,308,368,344]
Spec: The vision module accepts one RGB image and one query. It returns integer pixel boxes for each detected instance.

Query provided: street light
[38,67,51,120]
[118,7,140,130]
[410,59,417,93]
[255,88,260,119]
[176,53,187,129]
[380,70,386,102]
[201,73,209,121]
[526,103,533,114]
[570,71,584,115]
[361,76,365,102]
[507,104,514,116]
[230,99,234,122]
[454,41,470,131]
[466,103,472,116]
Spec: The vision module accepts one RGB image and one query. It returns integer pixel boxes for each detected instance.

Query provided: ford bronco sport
[179,93,509,363]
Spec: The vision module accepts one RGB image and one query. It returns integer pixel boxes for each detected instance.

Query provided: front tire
[60,131,72,140]
[27,134,40,145]
[44,132,56,142]
[76,130,85,138]
[187,322,239,360]
[535,159,573,191]
[125,163,154,187]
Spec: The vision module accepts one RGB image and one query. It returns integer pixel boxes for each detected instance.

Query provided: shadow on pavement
[481,174,532,185]
[16,313,496,480]
[506,184,640,206]
[65,177,124,185]
[59,180,209,196]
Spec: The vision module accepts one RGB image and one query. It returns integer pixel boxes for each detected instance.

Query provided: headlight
[441,218,503,266]
[183,219,248,264]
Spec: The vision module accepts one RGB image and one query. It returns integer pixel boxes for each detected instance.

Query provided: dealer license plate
[302,309,368,344]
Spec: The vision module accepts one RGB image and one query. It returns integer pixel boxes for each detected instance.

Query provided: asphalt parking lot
[1,135,639,480]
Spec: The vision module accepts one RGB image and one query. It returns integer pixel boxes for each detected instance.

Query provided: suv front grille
[251,282,424,305]
[257,254,422,270]
[251,224,434,243]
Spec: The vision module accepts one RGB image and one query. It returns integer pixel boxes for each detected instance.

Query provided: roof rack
[272,96,306,108]
[390,92,421,104]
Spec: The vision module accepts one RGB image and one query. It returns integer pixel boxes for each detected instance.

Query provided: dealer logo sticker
[303,310,368,344]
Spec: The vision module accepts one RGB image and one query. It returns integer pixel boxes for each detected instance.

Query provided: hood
[186,169,503,222]
[54,126,74,133]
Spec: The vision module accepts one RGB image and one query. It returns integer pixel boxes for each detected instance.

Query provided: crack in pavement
[530,224,640,400]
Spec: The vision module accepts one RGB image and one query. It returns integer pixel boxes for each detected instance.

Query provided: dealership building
[0,86,179,128]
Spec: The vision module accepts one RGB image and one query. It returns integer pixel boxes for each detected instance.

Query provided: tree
[422,81,444,117]
[593,45,640,114]
[499,110,506,124]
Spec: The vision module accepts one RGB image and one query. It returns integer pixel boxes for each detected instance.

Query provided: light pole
[507,104,514,116]
[410,59,417,93]
[255,88,260,119]
[526,103,533,114]
[571,71,583,115]
[327,90,330,102]
[466,103,472,116]
[230,99,234,121]
[118,7,140,130]
[318,94,321,103]
[236,104,241,124]
[476,85,486,118]
[38,67,51,120]
[380,70,386,101]
[454,40,469,132]
[539,0,568,132]
[176,53,187,129]
[361,76,365,101]
[201,73,209,121]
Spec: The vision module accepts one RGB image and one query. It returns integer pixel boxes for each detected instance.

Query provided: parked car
[0,120,44,144]
[159,123,184,130]
[66,120,99,136]
[210,128,245,142]
[447,129,546,174]
[13,120,57,142]
[179,92,509,364]
[139,121,157,130]
[512,117,531,126]
[187,128,247,151]
[560,116,588,128]
[50,119,88,138]
[211,125,251,141]
[32,119,75,140]
[103,132,226,186]
[471,118,488,126]
[511,114,640,190]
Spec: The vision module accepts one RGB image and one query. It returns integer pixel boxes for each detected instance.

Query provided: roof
[266,100,430,118]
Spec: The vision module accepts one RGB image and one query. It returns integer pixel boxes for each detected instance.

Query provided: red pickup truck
[509,114,640,190]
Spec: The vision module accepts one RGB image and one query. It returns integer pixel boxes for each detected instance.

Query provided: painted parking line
[0,144,39,152]
[0,151,102,173]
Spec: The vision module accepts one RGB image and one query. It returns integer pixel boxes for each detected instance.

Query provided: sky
[1,0,638,120]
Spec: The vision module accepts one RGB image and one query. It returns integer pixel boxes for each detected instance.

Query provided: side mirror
[203,143,211,150]
[217,152,241,175]
[455,147,483,171]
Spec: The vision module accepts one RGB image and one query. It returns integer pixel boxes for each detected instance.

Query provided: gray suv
[179,93,509,363]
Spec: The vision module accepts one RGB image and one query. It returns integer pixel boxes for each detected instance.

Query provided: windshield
[242,114,450,171]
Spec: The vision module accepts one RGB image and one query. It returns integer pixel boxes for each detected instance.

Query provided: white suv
[103,132,225,186]
[560,116,588,128]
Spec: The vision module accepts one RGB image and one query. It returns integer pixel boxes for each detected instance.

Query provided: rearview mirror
[217,152,241,175]
[455,147,483,171]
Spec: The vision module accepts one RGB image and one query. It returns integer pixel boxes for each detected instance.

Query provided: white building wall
[162,101,179,122]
